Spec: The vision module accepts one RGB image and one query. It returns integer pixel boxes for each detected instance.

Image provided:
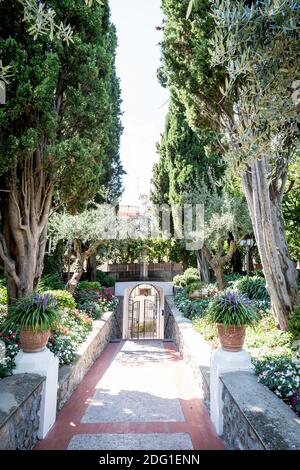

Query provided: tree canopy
[0,0,123,299]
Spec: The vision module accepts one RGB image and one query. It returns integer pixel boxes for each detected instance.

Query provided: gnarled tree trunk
[67,239,103,294]
[242,157,300,331]
[0,150,53,302]
[202,240,237,291]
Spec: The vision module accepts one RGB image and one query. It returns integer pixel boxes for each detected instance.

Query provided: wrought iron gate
[128,298,158,340]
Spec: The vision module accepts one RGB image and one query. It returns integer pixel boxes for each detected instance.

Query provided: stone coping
[0,373,45,428]
[221,371,300,450]
[165,296,211,370]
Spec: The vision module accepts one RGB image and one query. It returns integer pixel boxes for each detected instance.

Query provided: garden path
[35,340,223,450]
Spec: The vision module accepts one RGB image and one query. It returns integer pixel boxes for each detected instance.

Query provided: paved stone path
[35,341,223,450]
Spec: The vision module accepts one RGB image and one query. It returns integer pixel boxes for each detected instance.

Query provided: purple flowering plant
[205,290,258,326]
[4,292,59,332]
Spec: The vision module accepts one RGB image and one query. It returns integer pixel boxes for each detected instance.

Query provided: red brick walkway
[35,341,223,450]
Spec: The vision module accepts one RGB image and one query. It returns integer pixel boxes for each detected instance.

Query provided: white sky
[109,0,169,205]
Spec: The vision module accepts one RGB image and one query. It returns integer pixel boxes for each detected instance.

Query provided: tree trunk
[66,241,84,294]
[0,150,53,302]
[195,249,210,283]
[214,265,226,291]
[242,157,300,330]
[87,252,97,281]
[66,239,103,294]
[202,241,237,291]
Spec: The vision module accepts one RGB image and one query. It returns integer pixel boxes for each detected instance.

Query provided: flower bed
[0,283,119,377]
[174,283,300,417]
[75,286,119,319]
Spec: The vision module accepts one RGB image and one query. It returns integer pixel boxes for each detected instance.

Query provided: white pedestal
[13,348,59,439]
[210,348,254,436]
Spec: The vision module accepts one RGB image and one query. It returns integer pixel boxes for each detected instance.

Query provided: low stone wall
[57,309,118,411]
[165,297,211,409]
[0,373,45,450]
[221,371,300,450]
[165,296,300,450]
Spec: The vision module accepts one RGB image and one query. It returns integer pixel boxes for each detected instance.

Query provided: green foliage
[38,275,65,292]
[96,271,115,287]
[186,280,205,295]
[0,0,121,209]
[49,205,114,249]
[43,241,65,280]
[77,281,101,291]
[174,289,209,320]
[254,358,300,416]
[44,290,76,310]
[234,276,270,302]
[205,291,258,327]
[0,287,7,305]
[283,156,300,261]
[76,287,118,319]
[47,309,93,365]
[288,305,300,340]
[5,292,59,332]
[173,267,199,287]
[245,316,293,360]
[0,356,15,378]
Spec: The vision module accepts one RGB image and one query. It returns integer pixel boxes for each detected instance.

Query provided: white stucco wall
[115,281,173,297]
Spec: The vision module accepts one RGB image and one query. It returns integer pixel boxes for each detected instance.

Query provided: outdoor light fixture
[239,237,255,280]
[0,80,5,105]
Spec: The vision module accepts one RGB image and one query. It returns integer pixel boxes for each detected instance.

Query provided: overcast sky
[109,0,169,205]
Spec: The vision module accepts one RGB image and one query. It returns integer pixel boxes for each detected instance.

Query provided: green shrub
[173,274,186,287]
[38,274,65,291]
[0,277,7,288]
[77,281,101,290]
[224,273,243,283]
[235,275,269,301]
[96,271,115,287]
[44,290,76,310]
[205,291,258,326]
[288,305,300,340]
[174,290,209,319]
[173,267,200,287]
[186,280,205,294]
[253,357,300,416]
[0,287,7,305]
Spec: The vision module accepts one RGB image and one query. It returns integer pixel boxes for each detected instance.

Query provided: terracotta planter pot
[217,323,246,352]
[19,329,50,353]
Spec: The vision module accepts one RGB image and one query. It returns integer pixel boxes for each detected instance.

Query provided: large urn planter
[3,292,59,354]
[19,328,50,353]
[205,291,258,352]
[216,323,246,352]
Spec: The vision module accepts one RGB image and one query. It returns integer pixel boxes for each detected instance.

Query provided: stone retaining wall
[0,373,45,450]
[57,309,118,410]
[165,296,300,450]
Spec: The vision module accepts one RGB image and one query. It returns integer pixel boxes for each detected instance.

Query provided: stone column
[210,348,254,435]
[13,348,59,439]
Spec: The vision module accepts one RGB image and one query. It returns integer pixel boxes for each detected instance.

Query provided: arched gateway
[119,282,167,340]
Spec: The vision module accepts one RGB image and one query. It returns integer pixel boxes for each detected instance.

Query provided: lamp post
[0,81,5,105]
[239,237,255,280]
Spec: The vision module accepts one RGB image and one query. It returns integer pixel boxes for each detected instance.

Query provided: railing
[107,262,183,281]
